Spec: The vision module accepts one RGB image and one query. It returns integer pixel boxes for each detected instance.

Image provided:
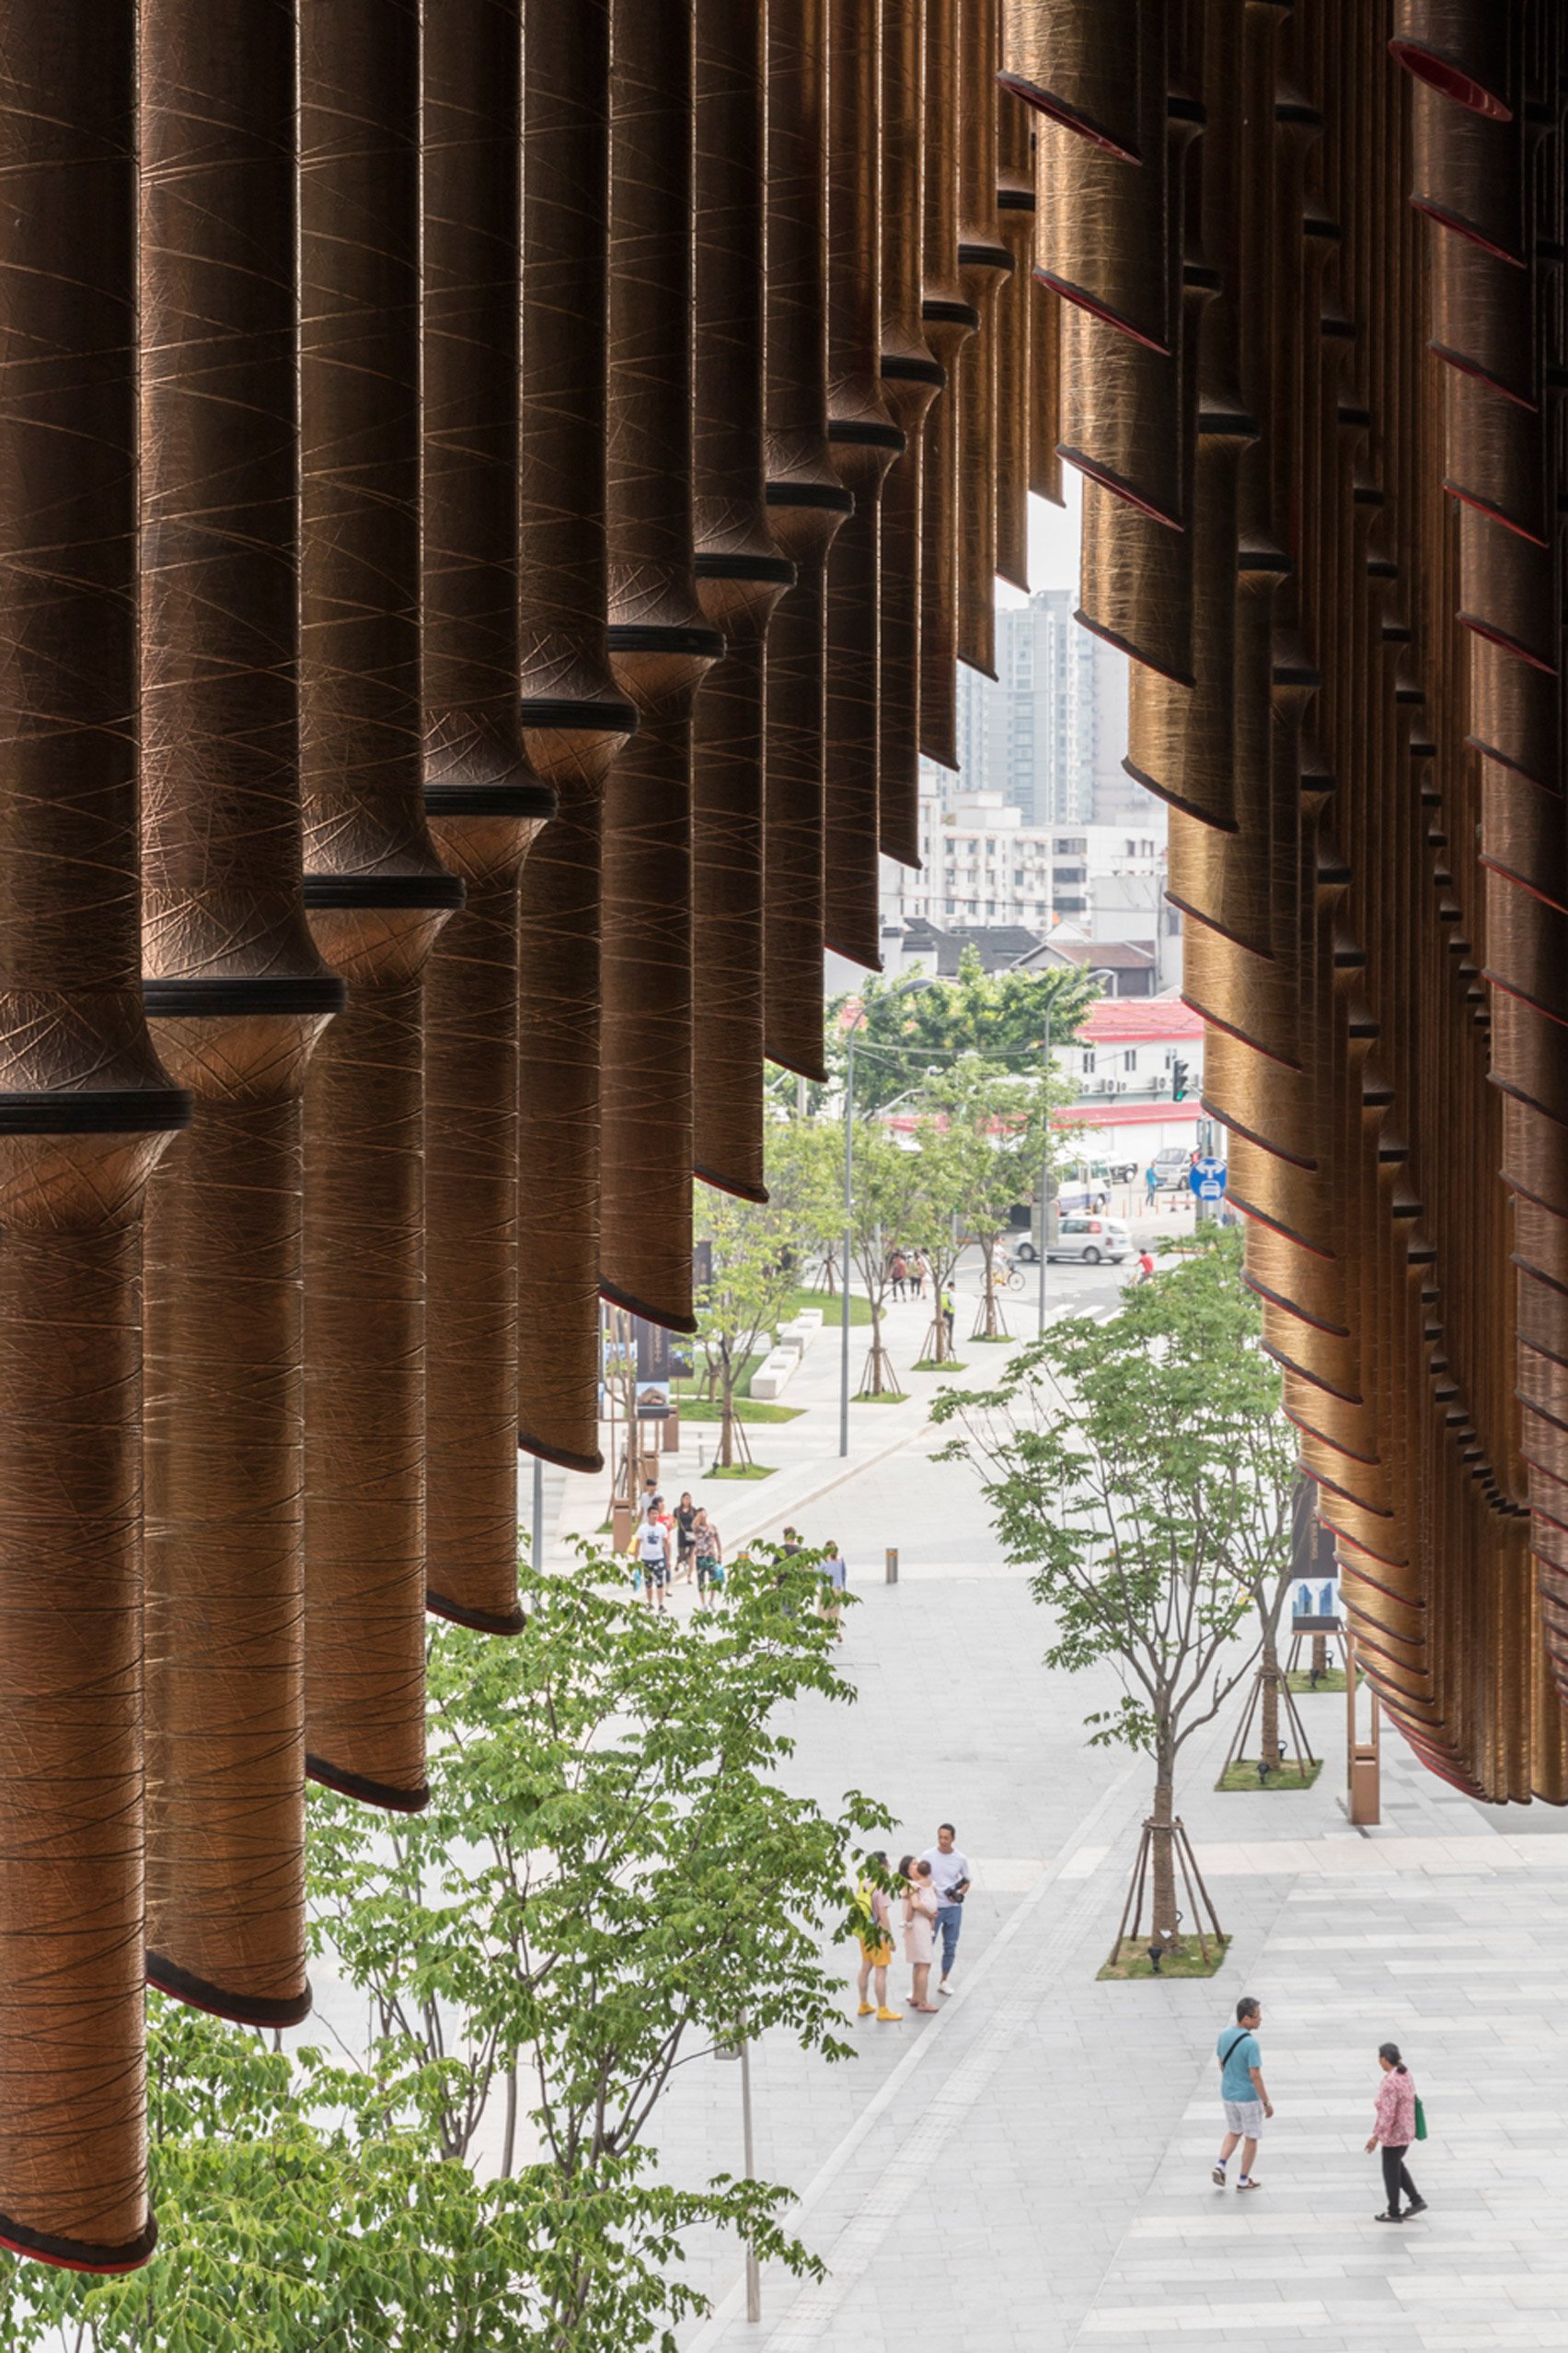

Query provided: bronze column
[516,0,636,1472]
[694,0,794,1201]
[825,0,904,970]
[878,0,942,867]
[601,0,722,1331]
[765,0,852,1078]
[138,0,342,2030]
[917,0,978,769]
[422,0,557,1635]
[0,0,185,2271]
[299,0,462,1812]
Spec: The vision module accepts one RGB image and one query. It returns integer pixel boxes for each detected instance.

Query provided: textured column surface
[878,0,943,865]
[299,0,462,1813]
[764,0,852,1078]
[917,0,976,769]
[824,0,902,969]
[138,0,342,2034]
[422,0,556,1635]
[693,0,793,1201]
[0,0,185,2272]
[602,0,722,1332]
[516,0,635,1472]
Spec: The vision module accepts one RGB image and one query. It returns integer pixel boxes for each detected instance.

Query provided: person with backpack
[692,1509,723,1607]
[1212,1995,1272,2192]
[1366,2041,1427,2222]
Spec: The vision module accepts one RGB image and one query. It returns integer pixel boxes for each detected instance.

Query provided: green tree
[915,1053,1065,1340]
[932,1236,1290,1946]
[694,1177,806,1466]
[13,1556,890,2351]
[844,1122,932,1395]
[833,948,1099,1111]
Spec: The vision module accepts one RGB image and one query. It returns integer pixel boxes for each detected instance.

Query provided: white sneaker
[938,1977,952,1995]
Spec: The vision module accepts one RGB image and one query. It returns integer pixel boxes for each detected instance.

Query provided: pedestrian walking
[900,1855,940,2012]
[853,1852,902,2023]
[1133,1246,1155,1287]
[820,1537,847,1634]
[1366,2042,1427,2222]
[915,1251,931,1301]
[890,1249,907,1301]
[919,1823,971,1992]
[1212,1995,1272,2192]
[638,1497,673,1609]
[693,1509,723,1606]
[1145,1164,1158,1210]
[674,1490,698,1583]
[941,1286,955,1347]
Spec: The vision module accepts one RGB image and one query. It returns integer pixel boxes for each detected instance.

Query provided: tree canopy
[833,946,1101,1110]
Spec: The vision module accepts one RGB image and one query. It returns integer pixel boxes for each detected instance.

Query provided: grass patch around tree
[1286,1667,1347,1694]
[677,1397,803,1425]
[1099,1933,1232,1982]
[853,1390,907,1405]
[709,1461,777,1481]
[1216,1758,1323,1792]
[912,1356,967,1373]
[781,1283,871,1326]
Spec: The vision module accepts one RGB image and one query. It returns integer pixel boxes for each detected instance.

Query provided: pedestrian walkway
[636,1384,1568,2353]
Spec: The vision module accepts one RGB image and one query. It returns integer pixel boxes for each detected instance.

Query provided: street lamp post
[1037,1009,1051,1338]
[739,2033,760,2322]
[840,1023,856,1458]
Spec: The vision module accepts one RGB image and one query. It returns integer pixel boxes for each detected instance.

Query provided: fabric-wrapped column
[516,0,635,1473]
[693,0,794,1202]
[138,0,343,2030]
[917,0,977,768]
[765,0,852,1078]
[299,0,462,1812]
[824,0,903,970]
[601,0,722,1332]
[0,0,186,2270]
[877,0,943,867]
[422,0,556,1635]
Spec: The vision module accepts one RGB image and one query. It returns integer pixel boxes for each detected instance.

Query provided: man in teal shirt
[1213,1995,1272,2192]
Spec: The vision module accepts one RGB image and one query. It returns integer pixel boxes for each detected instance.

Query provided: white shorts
[1223,2098,1264,2136]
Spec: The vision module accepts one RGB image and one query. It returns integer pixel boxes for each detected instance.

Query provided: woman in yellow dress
[853,1851,902,2023]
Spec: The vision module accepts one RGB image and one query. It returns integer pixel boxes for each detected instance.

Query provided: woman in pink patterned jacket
[1365,2042,1426,2223]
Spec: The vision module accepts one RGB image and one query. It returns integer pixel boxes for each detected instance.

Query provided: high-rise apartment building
[947,590,1136,827]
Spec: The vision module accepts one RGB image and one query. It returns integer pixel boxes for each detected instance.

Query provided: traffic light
[1171,1058,1190,1102]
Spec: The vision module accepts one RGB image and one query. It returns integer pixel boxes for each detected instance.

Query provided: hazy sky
[997,472,1083,608]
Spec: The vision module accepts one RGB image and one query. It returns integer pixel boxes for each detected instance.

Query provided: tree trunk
[718,1358,735,1467]
[1261,1641,1281,1767]
[981,1240,998,1337]
[932,1281,948,1360]
[1150,1736,1178,1944]
[1311,1633,1327,1680]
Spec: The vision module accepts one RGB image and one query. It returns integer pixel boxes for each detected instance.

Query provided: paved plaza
[575,1264,1568,2353]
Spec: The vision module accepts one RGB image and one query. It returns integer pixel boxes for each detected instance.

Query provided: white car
[1047,1215,1132,1266]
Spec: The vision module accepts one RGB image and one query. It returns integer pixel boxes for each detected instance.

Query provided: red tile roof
[1077,996,1205,1044]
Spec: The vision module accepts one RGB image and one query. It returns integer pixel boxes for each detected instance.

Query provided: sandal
[1374,2210,1404,2224]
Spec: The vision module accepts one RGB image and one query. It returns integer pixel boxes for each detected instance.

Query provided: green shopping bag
[1414,2095,1428,2142]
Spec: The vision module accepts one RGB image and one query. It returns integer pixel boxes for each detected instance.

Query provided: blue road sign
[1189,1156,1228,1201]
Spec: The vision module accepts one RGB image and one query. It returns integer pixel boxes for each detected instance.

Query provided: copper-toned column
[824,0,903,970]
[693,0,794,1200]
[422,0,557,1634]
[601,0,722,1331]
[995,85,1037,594]
[138,0,342,2031]
[953,0,1011,679]
[516,0,635,1473]
[299,0,462,1812]
[0,0,184,2270]
[765,0,852,1076]
[918,0,977,768]
[878,0,942,866]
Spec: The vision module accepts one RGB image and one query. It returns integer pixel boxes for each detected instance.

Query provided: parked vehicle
[1047,1215,1132,1266]
[1149,1147,1193,1190]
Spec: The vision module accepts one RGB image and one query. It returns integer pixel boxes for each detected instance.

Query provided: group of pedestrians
[1214,1994,1428,2223]
[852,1824,972,2023]
[633,1487,725,1608]
[887,1250,933,1302]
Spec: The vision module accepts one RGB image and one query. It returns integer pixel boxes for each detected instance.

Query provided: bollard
[885,1547,898,1585]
